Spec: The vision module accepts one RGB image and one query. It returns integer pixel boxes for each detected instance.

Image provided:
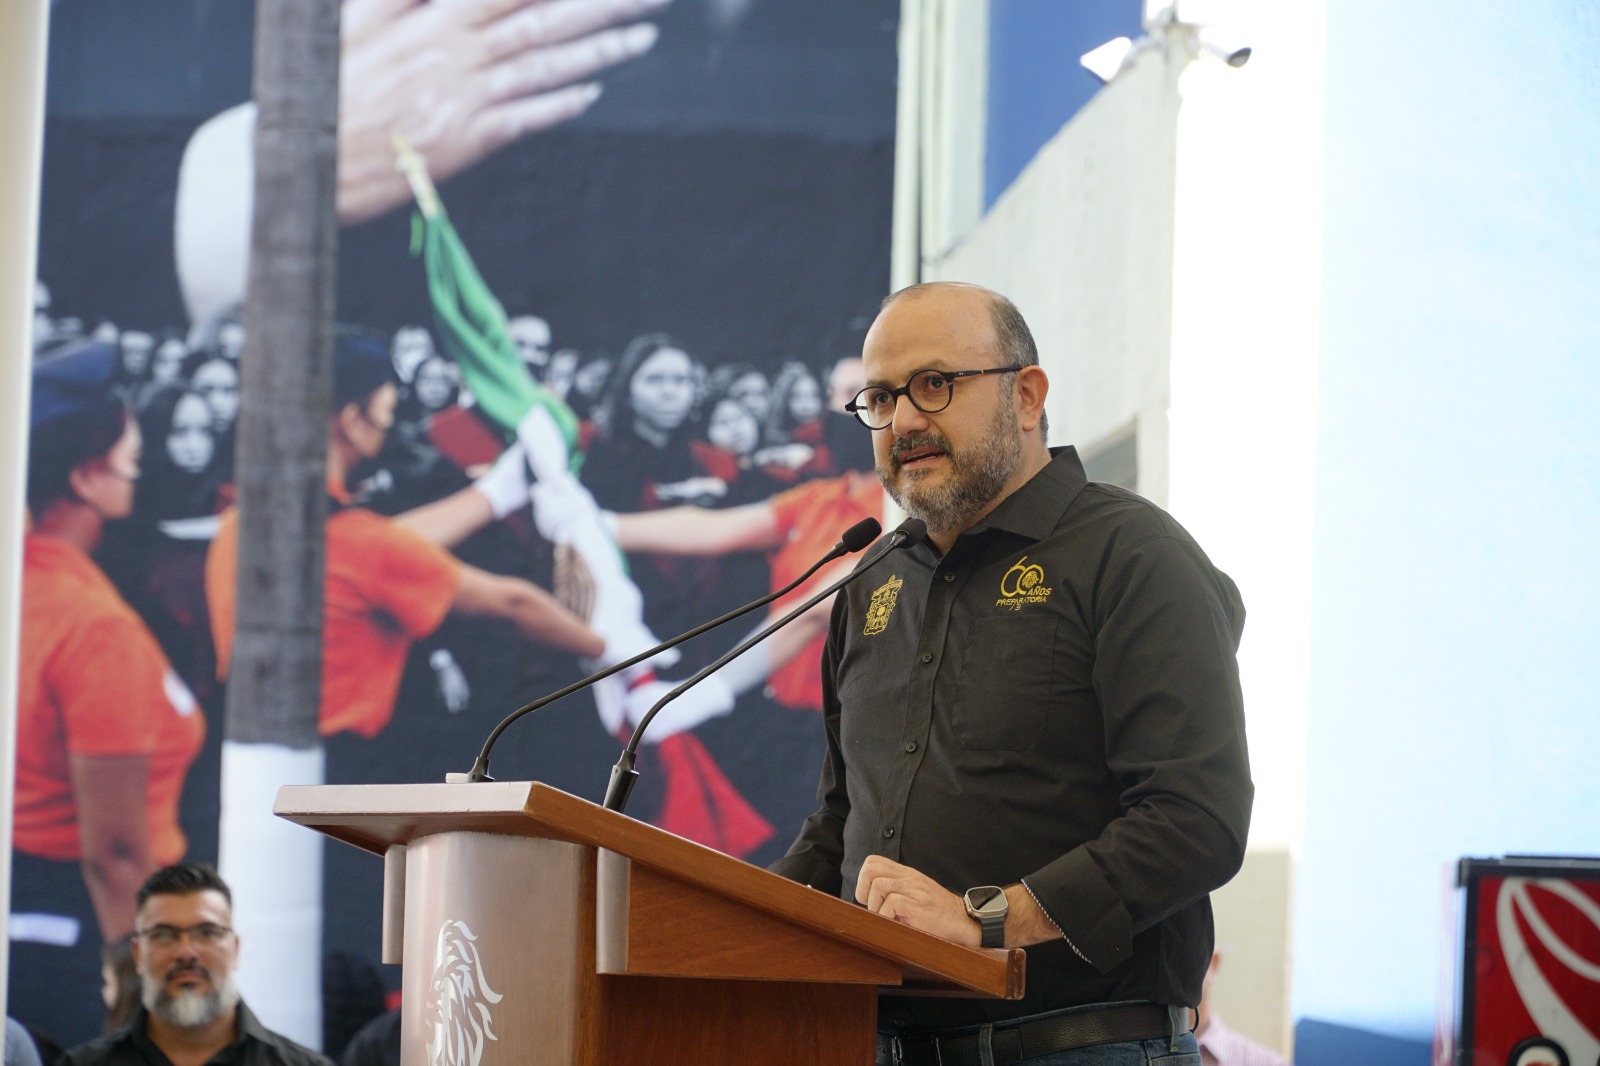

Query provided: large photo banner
[15,0,897,1050]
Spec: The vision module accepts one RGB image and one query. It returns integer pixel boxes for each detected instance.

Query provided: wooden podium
[276,781,1023,1066]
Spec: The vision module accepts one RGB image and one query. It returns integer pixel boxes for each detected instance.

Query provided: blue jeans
[1015,1034,1199,1065]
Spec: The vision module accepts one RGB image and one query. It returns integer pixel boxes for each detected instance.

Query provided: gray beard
[878,401,1020,537]
[142,970,240,1029]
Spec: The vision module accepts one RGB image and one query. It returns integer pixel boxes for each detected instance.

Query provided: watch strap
[977,910,1005,948]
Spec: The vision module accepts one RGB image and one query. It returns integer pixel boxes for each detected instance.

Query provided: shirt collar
[959,446,1089,544]
[233,1001,273,1045]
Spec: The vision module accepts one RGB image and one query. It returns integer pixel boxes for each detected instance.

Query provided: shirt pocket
[950,614,1057,749]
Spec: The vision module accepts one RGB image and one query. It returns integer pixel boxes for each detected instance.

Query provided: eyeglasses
[845,366,1024,430]
[136,922,233,948]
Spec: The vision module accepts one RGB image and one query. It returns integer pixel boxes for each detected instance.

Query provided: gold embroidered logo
[863,576,904,635]
[996,556,1052,611]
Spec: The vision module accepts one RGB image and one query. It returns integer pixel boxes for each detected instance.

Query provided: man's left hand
[855,856,982,948]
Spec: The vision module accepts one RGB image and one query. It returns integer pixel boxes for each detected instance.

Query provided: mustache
[165,961,212,980]
[888,433,950,467]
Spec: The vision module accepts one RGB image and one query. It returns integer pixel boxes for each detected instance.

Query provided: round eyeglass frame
[845,366,1025,430]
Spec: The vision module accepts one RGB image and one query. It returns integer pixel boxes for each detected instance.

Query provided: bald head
[872,282,1046,441]
[880,282,1038,370]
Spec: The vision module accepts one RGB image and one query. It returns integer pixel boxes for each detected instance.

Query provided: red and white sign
[1466,875,1600,1066]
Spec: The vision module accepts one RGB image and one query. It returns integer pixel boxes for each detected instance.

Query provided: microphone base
[602,757,640,813]
[446,757,496,784]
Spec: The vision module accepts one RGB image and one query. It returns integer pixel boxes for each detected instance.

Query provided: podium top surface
[276,780,1023,1000]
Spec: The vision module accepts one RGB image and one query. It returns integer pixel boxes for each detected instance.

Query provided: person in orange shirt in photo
[11,342,205,1045]
[205,331,606,741]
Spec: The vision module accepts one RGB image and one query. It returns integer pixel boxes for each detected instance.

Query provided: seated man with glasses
[59,862,330,1066]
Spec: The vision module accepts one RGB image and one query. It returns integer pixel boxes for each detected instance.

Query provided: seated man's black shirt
[60,1003,331,1066]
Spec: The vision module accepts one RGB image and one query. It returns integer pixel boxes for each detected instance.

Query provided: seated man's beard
[142,965,241,1028]
[878,402,1020,534]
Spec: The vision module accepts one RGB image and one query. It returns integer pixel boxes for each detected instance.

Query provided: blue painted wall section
[984,0,1142,207]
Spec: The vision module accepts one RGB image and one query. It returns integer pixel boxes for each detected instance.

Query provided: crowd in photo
[27,282,872,723]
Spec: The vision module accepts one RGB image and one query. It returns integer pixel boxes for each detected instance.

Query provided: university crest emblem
[863,575,903,635]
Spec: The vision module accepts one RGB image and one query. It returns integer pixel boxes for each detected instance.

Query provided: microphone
[448,516,883,783]
[602,517,927,813]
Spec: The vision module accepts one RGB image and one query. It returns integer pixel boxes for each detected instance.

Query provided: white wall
[1166,0,1323,858]
[921,48,1180,500]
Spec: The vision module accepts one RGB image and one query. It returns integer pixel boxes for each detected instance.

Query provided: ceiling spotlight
[1194,28,1251,67]
[1080,35,1146,84]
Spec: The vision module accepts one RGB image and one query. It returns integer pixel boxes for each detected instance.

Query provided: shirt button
[944,572,955,582]
[883,826,895,838]
[904,742,917,753]
[920,652,932,663]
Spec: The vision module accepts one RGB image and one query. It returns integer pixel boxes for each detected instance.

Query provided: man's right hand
[856,856,983,948]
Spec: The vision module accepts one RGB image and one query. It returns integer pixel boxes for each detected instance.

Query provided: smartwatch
[963,885,1008,948]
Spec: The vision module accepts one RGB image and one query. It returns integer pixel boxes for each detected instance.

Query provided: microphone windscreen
[893,517,928,548]
[839,517,883,554]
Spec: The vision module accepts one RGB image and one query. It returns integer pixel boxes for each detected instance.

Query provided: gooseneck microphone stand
[450,517,883,783]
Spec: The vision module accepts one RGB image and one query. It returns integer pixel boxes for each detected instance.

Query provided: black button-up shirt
[771,447,1252,1028]
[60,1002,332,1066]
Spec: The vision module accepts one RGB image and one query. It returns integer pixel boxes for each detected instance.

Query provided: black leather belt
[878,1003,1190,1066]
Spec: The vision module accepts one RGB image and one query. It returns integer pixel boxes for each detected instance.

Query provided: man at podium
[769,283,1253,1066]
